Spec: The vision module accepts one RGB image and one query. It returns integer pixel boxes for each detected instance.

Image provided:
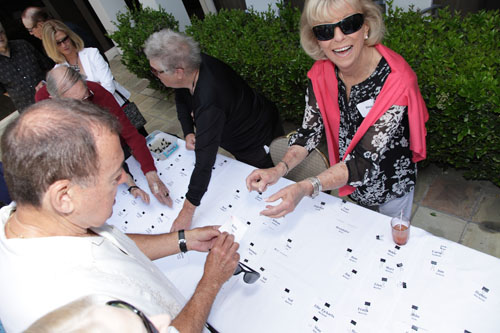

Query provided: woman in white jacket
[42,20,130,105]
[42,20,147,136]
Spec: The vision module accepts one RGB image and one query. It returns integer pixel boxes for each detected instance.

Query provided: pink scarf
[307,44,429,196]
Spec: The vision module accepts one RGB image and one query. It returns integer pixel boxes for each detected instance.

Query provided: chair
[269,132,330,183]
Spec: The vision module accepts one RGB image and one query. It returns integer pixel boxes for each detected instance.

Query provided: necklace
[69,63,80,73]
[6,212,24,239]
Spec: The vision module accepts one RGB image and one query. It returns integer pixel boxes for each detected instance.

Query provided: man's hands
[185,225,221,252]
[169,232,239,333]
[260,180,313,218]
[145,171,173,207]
[185,133,196,150]
[202,232,240,288]
[170,199,196,232]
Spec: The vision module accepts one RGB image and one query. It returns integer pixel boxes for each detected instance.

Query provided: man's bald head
[21,7,49,39]
[1,99,120,207]
[21,7,48,25]
[46,66,85,98]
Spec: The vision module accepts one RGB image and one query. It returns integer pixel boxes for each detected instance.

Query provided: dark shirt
[36,82,156,175]
[0,40,53,111]
[290,57,416,206]
[176,53,282,206]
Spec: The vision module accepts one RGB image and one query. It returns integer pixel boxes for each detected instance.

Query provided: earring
[365,35,368,40]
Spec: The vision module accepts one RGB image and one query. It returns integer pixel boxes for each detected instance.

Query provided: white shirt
[55,47,131,105]
[0,203,185,332]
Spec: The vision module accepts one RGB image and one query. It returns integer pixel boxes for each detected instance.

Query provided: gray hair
[46,66,86,98]
[1,99,120,207]
[300,0,385,60]
[144,29,201,74]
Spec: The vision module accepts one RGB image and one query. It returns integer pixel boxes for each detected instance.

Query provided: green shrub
[109,2,499,185]
[384,4,500,184]
[108,4,179,92]
[186,2,312,123]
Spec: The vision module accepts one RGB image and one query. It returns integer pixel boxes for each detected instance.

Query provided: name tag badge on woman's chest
[356,99,374,118]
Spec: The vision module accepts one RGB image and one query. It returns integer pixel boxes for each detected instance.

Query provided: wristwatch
[178,229,188,253]
[307,176,322,199]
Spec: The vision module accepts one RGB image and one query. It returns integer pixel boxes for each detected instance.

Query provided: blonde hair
[42,19,84,64]
[300,0,385,60]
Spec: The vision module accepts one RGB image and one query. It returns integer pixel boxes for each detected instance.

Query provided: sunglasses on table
[233,262,261,284]
[312,13,364,41]
[106,300,159,333]
[56,35,70,46]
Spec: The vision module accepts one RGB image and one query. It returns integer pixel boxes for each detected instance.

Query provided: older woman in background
[144,29,284,232]
[246,0,428,220]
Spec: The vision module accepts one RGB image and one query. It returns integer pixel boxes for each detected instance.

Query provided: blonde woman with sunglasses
[247,0,429,221]
[41,19,131,108]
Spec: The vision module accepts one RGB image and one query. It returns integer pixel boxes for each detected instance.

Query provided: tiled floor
[1,55,498,260]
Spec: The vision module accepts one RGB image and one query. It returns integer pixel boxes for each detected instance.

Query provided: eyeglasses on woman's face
[312,13,364,41]
[106,300,159,333]
[150,65,166,77]
[56,35,71,46]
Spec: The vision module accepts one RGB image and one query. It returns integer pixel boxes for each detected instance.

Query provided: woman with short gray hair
[144,29,201,75]
[144,29,284,232]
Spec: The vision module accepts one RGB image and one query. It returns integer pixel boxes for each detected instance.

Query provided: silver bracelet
[307,176,322,198]
[279,161,289,177]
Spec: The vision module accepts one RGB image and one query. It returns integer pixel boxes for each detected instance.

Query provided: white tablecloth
[107,137,500,333]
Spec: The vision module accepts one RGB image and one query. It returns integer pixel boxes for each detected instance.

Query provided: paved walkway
[1,55,498,259]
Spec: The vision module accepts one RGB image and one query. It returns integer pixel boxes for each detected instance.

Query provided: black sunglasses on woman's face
[312,13,364,41]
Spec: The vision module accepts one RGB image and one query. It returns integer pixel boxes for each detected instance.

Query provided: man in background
[0,21,52,112]
[21,6,101,51]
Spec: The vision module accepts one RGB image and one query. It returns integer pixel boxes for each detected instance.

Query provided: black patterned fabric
[290,57,416,207]
[0,40,53,112]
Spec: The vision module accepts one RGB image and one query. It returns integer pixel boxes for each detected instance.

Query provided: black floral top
[290,57,416,207]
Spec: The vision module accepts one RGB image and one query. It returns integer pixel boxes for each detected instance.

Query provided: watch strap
[178,229,188,253]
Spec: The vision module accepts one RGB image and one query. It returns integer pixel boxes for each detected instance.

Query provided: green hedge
[108,4,179,93]
[383,5,500,184]
[109,3,500,185]
[186,3,312,122]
